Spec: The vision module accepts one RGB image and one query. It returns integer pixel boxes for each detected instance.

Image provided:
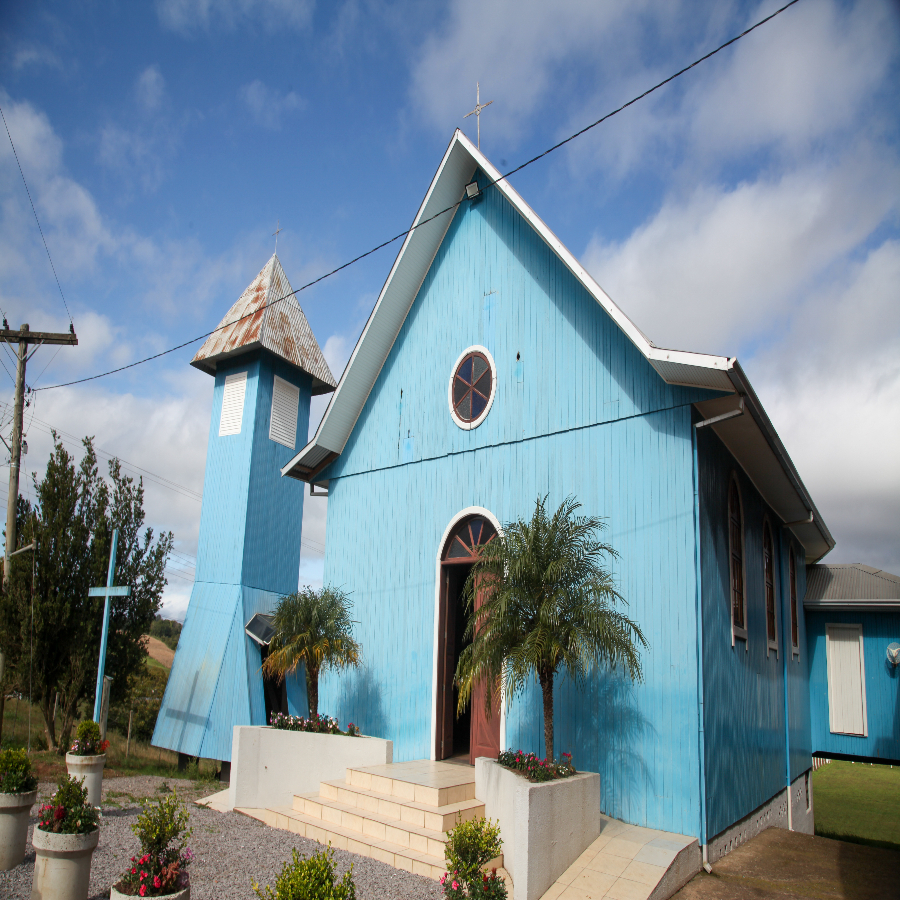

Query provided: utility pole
[0,322,77,740]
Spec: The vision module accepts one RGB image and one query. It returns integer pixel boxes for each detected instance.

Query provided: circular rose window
[449,346,496,429]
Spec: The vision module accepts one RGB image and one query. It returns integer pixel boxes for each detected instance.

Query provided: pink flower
[440,874,446,885]
[452,881,459,890]
[153,876,161,888]
[139,886,146,897]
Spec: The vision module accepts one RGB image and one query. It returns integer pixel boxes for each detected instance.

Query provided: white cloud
[156,0,315,35]
[136,65,166,113]
[11,45,62,73]
[238,80,305,130]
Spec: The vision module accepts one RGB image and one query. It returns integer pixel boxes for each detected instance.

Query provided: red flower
[139,886,146,897]
[153,876,161,888]
[131,868,137,875]
[54,806,65,821]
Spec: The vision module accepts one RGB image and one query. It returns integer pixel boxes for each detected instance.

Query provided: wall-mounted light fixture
[465,181,481,201]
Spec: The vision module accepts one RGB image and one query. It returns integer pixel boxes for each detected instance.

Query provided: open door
[469,579,501,764]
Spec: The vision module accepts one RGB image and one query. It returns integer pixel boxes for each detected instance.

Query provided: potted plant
[65,719,109,808]
[440,817,507,899]
[111,791,193,898]
[31,774,100,900]
[0,748,39,870]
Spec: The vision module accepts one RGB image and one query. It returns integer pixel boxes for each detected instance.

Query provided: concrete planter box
[31,827,99,900]
[65,754,106,807]
[475,758,602,900]
[229,726,393,810]
[111,880,190,899]
[0,789,38,869]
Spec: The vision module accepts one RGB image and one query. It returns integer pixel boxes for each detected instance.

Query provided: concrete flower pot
[65,753,106,807]
[110,880,190,900]
[0,789,38,869]
[31,827,99,900]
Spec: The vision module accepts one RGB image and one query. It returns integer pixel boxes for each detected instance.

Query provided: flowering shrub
[441,816,506,898]
[69,719,110,756]
[37,775,100,835]
[269,712,360,737]
[254,846,355,900]
[0,748,38,794]
[115,792,193,897]
[497,749,575,783]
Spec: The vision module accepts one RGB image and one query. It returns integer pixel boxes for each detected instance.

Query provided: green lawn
[813,760,900,851]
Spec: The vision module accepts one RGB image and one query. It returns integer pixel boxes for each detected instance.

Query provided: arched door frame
[430,506,505,761]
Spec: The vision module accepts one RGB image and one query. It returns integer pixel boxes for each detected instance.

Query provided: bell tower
[153,255,336,764]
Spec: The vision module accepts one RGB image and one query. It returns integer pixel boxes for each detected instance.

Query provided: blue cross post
[90,528,131,723]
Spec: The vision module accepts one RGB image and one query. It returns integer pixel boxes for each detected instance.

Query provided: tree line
[0,434,173,751]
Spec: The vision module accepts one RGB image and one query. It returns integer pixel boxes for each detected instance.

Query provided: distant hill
[150,616,182,651]
[145,635,175,668]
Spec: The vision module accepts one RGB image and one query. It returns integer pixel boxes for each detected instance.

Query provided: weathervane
[464,82,492,150]
[273,220,282,253]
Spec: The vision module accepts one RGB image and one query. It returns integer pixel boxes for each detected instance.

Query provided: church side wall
[697,426,812,841]
[320,404,702,838]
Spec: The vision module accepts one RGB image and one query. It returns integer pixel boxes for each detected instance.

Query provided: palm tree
[455,496,648,760]
[261,586,361,718]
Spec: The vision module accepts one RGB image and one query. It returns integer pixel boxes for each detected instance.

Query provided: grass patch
[145,655,167,671]
[813,760,900,851]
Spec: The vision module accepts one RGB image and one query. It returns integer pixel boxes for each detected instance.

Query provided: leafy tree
[1,435,172,751]
[455,496,648,760]
[108,663,168,744]
[149,616,182,651]
[261,586,361,717]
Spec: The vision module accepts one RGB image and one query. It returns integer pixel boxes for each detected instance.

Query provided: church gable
[327,168,720,480]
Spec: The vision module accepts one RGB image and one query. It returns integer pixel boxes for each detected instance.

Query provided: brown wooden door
[435,567,456,760]
[469,581,500,764]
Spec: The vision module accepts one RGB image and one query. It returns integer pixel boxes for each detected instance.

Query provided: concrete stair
[242,760,500,881]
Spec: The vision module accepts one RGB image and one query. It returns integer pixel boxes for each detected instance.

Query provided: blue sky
[1,0,898,619]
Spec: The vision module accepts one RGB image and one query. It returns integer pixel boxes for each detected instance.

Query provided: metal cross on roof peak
[273,220,282,253]
[464,82,493,151]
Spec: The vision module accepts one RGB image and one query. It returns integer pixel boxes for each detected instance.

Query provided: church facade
[280,131,835,850]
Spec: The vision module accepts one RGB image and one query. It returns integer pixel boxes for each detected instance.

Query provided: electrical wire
[0,104,74,328]
[32,0,802,394]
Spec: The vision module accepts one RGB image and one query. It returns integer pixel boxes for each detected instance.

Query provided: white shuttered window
[826,624,868,736]
[269,375,300,449]
[219,371,247,436]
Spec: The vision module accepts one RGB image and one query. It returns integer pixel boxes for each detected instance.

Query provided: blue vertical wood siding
[696,425,811,840]
[808,610,900,761]
[316,174,729,837]
[154,350,311,760]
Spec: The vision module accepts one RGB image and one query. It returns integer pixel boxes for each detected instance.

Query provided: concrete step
[264,805,450,880]
[345,764,476,807]
[319,779,485,832]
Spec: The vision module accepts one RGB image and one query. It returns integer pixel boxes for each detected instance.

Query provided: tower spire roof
[191,254,336,394]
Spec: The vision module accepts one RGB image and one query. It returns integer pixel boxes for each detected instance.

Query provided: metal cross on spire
[273,220,282,253]
[464,82,493,150]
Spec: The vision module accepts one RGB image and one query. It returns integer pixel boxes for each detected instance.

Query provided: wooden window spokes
[763,521,777,649]
[789,551,799,651]
[729,479,746,637]
[453,352,492,423]
[443,516,497,562]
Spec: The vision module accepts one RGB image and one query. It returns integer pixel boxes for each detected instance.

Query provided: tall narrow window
[790,550,799,654]
[763,521,777,654]
[728,478,747,642]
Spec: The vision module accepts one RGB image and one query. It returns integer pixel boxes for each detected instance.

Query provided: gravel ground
[0,775,444,900]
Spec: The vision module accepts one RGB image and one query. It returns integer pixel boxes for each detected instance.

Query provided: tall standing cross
[464,82,493,151]
[273,221,282,253]
[89,528,131,723]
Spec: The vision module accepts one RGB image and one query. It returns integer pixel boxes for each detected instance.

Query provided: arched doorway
[434,513,502,763]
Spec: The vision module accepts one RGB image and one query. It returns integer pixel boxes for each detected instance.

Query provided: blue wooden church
[153,254,336,765]
[158,130,898,861]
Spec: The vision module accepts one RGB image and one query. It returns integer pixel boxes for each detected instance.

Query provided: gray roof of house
[805,563,900,610]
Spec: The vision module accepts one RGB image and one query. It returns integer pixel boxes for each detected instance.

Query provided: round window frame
[448,345,497,430]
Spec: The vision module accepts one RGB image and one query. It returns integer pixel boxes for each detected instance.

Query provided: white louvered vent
[270,375,300,449]
[219,371,247,436]
[826,624,868,736]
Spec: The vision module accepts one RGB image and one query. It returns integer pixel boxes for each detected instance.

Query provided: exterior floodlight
[887,643,900,667]
[465,181,481,200]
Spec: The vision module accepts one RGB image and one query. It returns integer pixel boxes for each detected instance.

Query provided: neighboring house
[280,131,834,858]
[806,564,900,764]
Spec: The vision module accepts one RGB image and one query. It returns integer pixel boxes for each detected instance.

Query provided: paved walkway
[540,815,696,900]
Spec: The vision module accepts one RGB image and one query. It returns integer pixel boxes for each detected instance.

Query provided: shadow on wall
[560,673,655,825]
[322,665,387,739]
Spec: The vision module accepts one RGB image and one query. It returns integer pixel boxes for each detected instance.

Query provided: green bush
[150,616,182,651]
[443,816,505,896]
[37,775,100,834]
[108,664,168,743]
[70,719,106,755]
[0,748,38,794]
[254,847,355,900]
[134,791,192,859]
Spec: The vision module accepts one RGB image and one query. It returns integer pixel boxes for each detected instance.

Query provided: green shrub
[0,748,38,794]
[37,774,100,834]
[108,665,168,743]
[133,791,192,859]
[254,847,355,900]
[443,816,505,897]
[70,719,107,755]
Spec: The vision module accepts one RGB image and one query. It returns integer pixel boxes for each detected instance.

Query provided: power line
[0,104,74,327]
[33,0,802,394]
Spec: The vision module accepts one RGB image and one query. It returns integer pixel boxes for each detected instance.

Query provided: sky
[0,0,897,621]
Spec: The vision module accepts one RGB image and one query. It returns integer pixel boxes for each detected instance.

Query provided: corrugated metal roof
[806,564,900,602]
[192,254,337,395]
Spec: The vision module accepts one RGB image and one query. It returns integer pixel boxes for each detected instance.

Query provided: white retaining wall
[229,727,393,811]
[475,758,602,900]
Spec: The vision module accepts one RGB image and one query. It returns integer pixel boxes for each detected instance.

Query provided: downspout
[691,421,710,870]
[781,534,793,831]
